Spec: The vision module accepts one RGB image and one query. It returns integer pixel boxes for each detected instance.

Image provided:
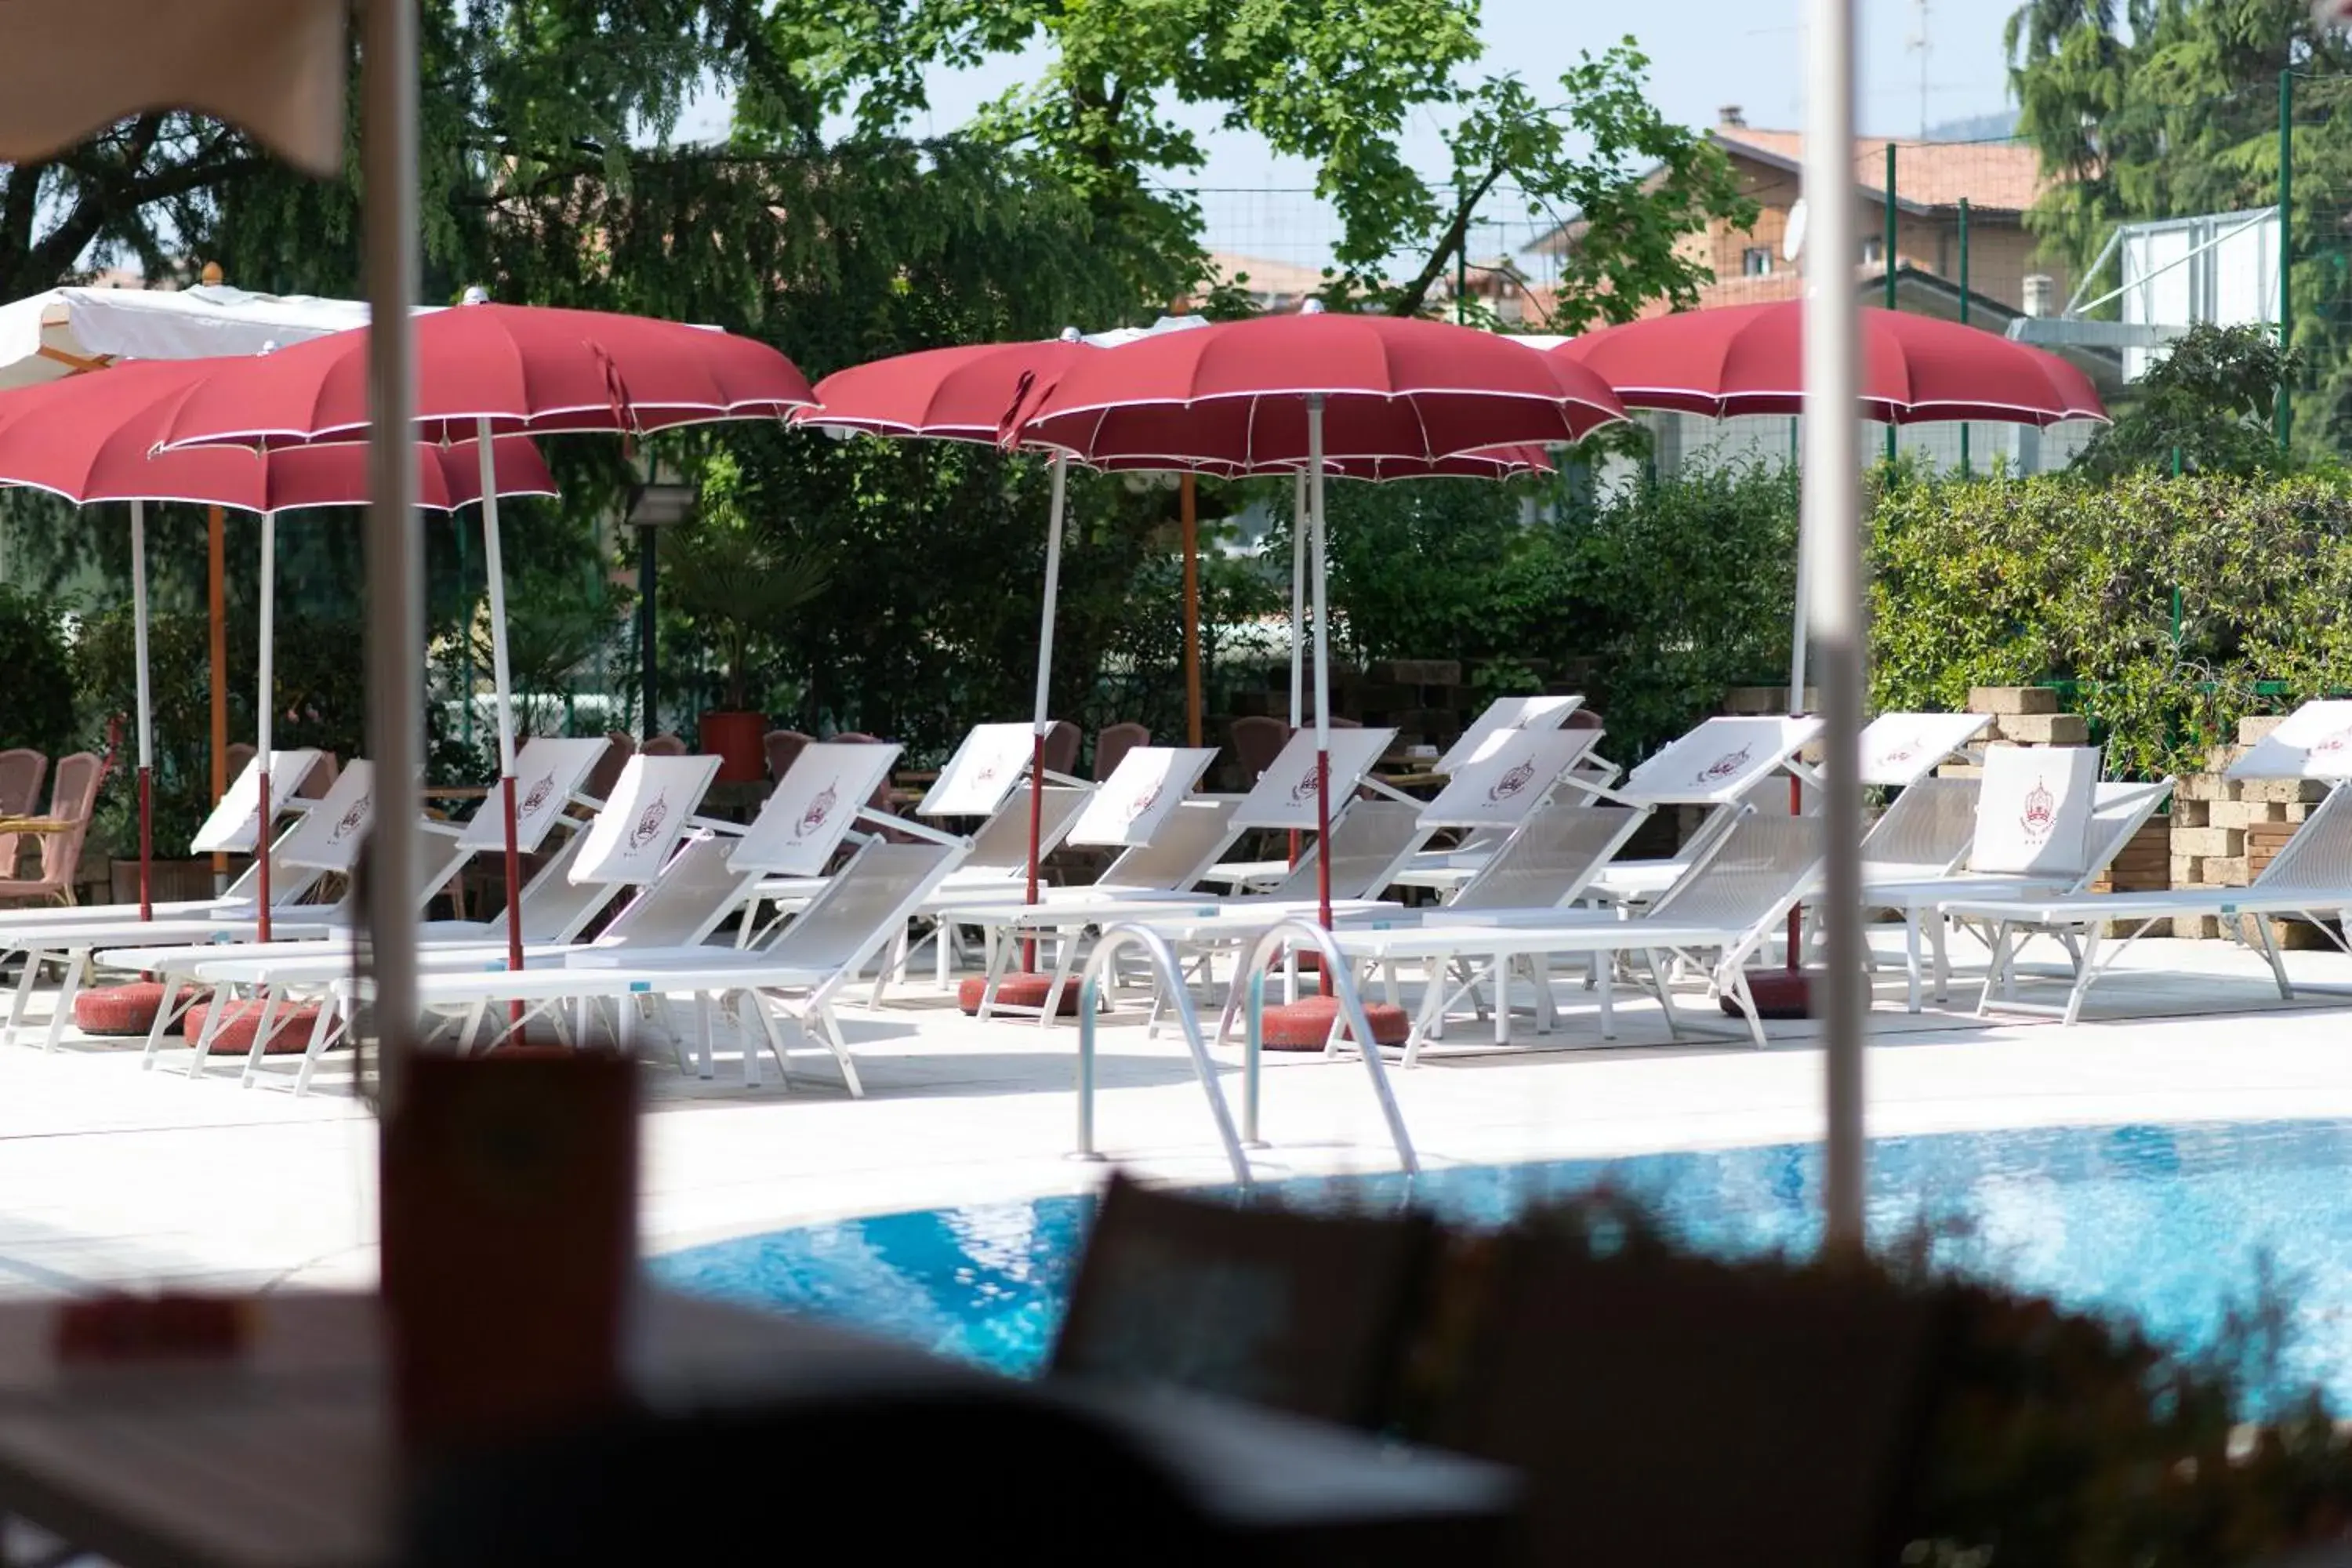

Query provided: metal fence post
[2278,67,2294,456]
[1885,141,1899,467]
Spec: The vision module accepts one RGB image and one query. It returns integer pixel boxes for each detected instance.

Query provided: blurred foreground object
[0,0,346,176]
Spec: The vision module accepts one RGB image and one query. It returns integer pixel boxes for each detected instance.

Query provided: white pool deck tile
[0,926,2348,1296]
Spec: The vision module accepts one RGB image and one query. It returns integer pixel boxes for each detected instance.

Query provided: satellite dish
[1783,198,1809,263]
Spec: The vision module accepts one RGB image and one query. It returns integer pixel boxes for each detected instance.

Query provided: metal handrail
[1215,918,1419,1174]
[1074,924,1250,1185]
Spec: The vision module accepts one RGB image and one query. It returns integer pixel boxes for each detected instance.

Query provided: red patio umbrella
[1011,305,1624,930]
[0,358,557,932]
[1551,302,2107,425]
[153,299,816,976]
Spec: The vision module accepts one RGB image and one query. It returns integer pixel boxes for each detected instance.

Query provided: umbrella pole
[1181,473,1201,747]
[1803,0,1867,1254]
[129,499,153,920]
[1307,397,1332,931]
[1288,470,1307,870]
[255,512,275,944]
[1023,452,1069,975]
[209,503,227,894]
[475,422,527,989]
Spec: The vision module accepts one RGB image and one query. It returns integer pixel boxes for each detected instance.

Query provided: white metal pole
[476,419,526,978]
[1803,0,1867,1252]
[129,499,154,920]
[1025,452,1068,917]
[1289,469,1307,729]
[361,0,420,1098]
[1307,397,1333,931]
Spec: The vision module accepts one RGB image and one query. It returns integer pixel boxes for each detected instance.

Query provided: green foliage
[662,453,835,713]
[2074,324,2302,481]
[2004,0,2352,453]
[1871,471,2352,779]
[1316,465,1799,760]
[0,589,77,761]
[1382,42,1756,325]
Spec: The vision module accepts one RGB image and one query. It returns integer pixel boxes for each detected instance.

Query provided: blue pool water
[652,1120,2352,1406]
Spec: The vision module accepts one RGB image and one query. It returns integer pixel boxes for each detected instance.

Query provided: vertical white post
[361,0,420,1097]
[477,419,526,978]
[1804,0,1867,1251]
[1307,397,1333,931]
[256,514,276,767]
[1025,452,1068,920]
[1289,470,1307,729]
[129,499,154,918]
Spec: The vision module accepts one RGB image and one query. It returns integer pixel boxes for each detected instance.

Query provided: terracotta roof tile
[1715,126,2049,214]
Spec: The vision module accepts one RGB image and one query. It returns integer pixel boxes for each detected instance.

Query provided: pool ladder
[1072,919,1419,1186]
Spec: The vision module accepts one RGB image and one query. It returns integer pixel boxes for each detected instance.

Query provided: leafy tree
[2073,323,2302,479]
[2005,0,2352,452]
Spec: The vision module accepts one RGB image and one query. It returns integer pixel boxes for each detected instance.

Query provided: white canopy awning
[0,283,403,390]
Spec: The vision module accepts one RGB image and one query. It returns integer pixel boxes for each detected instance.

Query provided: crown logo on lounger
[1486,759,1537,803]
[1289,765,1323,804]
[1697,744,1752,785]
[2020,779,2057,840]
[330,796,370,841]
[2314,726,2352,757]
[626,792,670,852]
[521,772,556,814]
[794,782,837,839]
[1128,784,1162,819]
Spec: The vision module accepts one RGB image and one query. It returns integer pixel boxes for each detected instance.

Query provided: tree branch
[1386,160,1507,318]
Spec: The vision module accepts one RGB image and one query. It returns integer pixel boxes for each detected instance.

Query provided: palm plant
[661,520,833,713]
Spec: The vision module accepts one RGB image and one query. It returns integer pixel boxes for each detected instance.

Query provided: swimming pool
[652,1119,2352,1406]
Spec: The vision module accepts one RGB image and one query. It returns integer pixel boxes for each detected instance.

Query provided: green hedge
[1871,473,2352,779]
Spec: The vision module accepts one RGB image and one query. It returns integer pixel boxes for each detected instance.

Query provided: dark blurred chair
[762,728,812,787]
[1052,1172,1438,1430]
[1092,722,1149,782]
[1565,706,1602,731]
[1041,719,1080,779]
[0,752,103,907]
[296,751,339,797]
[403,1387,1230,1568]
[0,748,45,820]
[1421,1229,1943,1567]
[1227,716,1288,785]
[832,731,916,843]
[224,741,256,781]
[641,733,687,758]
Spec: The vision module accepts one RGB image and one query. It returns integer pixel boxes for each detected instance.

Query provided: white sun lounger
[1584,715,1827,903]
[1218,809,1825,1058]
[1936,700,2352,1023]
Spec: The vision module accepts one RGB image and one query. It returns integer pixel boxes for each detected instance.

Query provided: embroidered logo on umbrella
[1288,765,1323,804]
[1486,759,1537,804]
[330,796,371,842]
[793,782,838,840]
[625,792,670,853]
[1128,784,1163,820]
[2020,779,2058,841]
[1696,744,1753,786]
[520,772,557,815]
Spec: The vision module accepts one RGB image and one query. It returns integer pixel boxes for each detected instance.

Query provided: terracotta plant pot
[696,710,768,784]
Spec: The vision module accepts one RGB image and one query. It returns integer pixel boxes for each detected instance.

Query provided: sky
[677,0,2021,270]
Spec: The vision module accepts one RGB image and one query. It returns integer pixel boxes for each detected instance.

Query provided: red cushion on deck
[183,1000,323,1057]
[1258,995,1412,1051]
[955,973,1083,1016]
[73,982,206,1036]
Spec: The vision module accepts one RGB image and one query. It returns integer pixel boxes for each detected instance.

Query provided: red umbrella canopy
[1007,309,1624,468]
[1552,302,2108,426]
[150,301,815,449]
[800,337,1089,441]
[0,358,558,511]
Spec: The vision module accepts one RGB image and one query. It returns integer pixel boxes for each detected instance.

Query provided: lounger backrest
[595,834,745,949]
[760,840,968,975]
[1099,796,1244,891]
[1450,804,1650,912]
[1860,776,1980,873]
[1648,814,1823,935]
[503,831,610,942]
[960,786,1093,875]
[2074,779,2174,891]
[0,749,46,818]
[1265,800,1425,902]
[2251,782,2352,895]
